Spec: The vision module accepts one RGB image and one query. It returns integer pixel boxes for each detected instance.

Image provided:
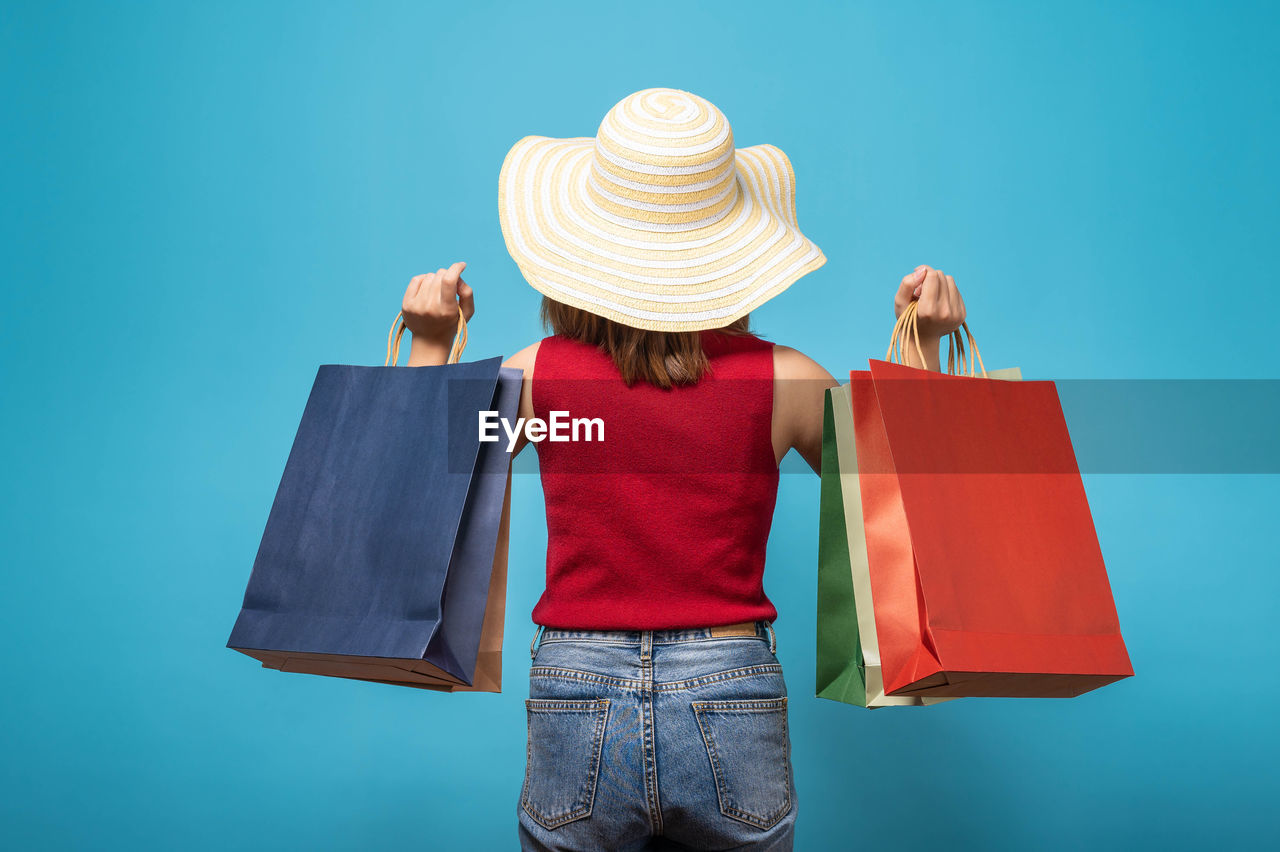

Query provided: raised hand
[892,265,966,370]
[402,261,474,366]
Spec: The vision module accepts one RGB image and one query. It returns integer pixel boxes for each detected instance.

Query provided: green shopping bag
[817,367,1022,708]
[817,386,943,708]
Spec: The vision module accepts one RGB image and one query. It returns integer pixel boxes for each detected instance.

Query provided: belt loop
[640,629,653,661]
[530,624,545,661]
[764,621,776,655]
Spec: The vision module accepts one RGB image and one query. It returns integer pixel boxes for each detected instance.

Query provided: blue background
[3,1,1277,848]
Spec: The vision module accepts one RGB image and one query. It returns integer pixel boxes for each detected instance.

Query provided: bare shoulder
[772,344,838,385]
[502,341,541,376]
[771,344,837,473]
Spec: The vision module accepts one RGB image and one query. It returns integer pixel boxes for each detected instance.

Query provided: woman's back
[394,86,968,851]
[530,330,780,630]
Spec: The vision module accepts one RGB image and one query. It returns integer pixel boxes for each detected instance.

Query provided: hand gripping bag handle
[385,311,468,366]
[885,300,987,378]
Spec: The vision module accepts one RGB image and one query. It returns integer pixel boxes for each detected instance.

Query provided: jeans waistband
[531,620,776,658]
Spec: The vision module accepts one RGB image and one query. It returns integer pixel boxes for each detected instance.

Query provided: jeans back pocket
[692,697,791,829]
[522,698,611,830]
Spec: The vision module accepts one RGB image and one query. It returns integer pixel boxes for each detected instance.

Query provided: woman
[401,89,966,851]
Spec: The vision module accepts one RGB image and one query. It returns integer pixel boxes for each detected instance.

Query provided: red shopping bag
[850,352,1133,698]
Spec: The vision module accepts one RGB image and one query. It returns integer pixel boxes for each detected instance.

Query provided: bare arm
[777,264,971,475]
[772,345,839,474]
[399,261,538,457]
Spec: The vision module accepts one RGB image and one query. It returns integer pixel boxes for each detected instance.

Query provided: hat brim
[498,135,826,332]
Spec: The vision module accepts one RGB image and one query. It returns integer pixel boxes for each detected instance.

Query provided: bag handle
[885,300,987,378]
[384,311,468,367]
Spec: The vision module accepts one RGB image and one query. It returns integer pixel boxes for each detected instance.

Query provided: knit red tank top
[529,331,780,630]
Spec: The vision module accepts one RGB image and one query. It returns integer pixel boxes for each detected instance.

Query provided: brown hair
[541,297,752,389]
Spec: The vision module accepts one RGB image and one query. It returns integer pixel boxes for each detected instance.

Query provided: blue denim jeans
[517,622,796,851]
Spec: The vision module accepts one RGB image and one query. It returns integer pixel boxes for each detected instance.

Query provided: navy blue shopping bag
[228,314,521,690]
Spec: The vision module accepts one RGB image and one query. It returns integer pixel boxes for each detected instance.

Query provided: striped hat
[498,88,826,332]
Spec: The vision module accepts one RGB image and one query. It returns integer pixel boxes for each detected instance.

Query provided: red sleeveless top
[530,331,780,630]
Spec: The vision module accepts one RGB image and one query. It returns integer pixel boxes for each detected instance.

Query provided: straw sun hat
[497,88,826,332]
